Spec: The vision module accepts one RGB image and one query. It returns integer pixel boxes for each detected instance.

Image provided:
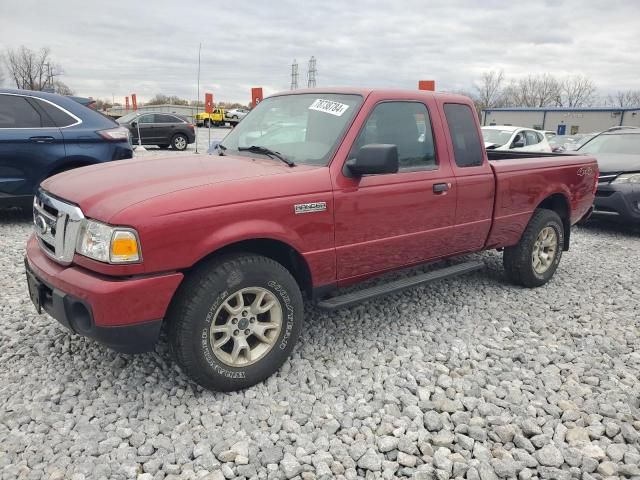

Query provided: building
[481,107,640,135]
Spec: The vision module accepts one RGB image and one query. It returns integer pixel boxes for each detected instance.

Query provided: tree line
[2,46,639,112]
[468,70,640,112]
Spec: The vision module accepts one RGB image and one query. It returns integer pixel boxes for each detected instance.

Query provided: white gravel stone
[1,213,639,480]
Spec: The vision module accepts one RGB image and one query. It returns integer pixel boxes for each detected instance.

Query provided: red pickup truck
[25,88,597,391]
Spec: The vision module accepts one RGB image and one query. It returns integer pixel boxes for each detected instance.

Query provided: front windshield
[116,112,139,124]
[481,129,513,146]
[579,134,640,155]
[220,93,363,165]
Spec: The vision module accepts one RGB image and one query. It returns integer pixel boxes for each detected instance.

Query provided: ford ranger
[25,88,598,391]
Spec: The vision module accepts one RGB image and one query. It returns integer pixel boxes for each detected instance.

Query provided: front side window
[349,101,436,170]
[525,130,540,145]
[0,94,45,128]
[138,114,154,124]
[444,103,484,167]
[220,93,363,166]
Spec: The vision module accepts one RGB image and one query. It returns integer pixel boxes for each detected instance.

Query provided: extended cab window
[0,94,45,128]
[444,103,483,167]
[350,102,436,170]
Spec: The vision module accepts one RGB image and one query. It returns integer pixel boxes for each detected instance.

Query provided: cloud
[1,0,638,103]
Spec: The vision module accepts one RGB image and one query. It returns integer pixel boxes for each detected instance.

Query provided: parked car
[0,88,132,208]
[226,108,249,120]
[548,134,589,152]
[577,128,640,223]
[538,130,557,139]
[117,112,195,150]
[482,126,552,152]
[25,88,596,391]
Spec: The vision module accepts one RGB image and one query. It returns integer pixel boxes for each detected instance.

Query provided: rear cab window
[443,103,484,167]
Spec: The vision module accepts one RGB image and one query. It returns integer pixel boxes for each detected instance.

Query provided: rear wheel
[171,134,188,151]
[503,209,564,287]
[167,254,303,391]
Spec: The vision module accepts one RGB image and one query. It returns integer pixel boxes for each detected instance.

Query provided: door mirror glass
[346,144,399,176]
[131,121,137,128]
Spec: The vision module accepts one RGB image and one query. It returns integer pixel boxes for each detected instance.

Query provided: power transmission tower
[290,59,299,90]
[307,56,317,88]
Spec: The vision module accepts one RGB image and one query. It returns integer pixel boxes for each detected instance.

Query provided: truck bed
[486,152,598,248]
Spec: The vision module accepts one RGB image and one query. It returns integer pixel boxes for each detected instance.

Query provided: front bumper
[25,235,183,353]
[593,184,640,223]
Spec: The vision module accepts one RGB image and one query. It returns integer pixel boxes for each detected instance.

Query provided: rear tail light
[187,123,195,130]
[98,126,131,142]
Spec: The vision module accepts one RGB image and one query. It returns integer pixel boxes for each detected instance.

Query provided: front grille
[33,190,84,265]
[598,172,621,185]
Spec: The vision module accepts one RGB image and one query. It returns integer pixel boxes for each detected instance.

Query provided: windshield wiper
[238,145,295,167]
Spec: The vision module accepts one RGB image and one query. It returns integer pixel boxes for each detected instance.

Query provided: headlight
[612,173,640,184]
[77,220,141,263]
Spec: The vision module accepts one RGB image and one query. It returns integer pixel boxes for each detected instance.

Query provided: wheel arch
[536,193,570,250]
[188,237,313,298]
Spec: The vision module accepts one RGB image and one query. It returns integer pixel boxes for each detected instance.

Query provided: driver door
[333,99,457,282]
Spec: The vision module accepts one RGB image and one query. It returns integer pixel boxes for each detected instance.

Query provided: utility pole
[307,56,317,88]
[290,59,299,90]
[195,42,201,154]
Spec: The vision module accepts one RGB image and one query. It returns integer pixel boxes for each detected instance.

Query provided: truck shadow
[0,207,32,224]
[578,219,640,237]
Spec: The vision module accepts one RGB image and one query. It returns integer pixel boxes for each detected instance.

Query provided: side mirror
[131,121,137,128]
[346,144,399,176]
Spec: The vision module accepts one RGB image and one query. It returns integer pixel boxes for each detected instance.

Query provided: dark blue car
[0,88,133,207]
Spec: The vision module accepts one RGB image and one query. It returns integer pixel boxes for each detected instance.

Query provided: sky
[1,0,639,104]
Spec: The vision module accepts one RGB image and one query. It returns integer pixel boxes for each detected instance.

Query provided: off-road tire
[167,254,303,391]
[503,208,564,288]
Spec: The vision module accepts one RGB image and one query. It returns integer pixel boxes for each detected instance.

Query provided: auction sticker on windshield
[309,99,350,116]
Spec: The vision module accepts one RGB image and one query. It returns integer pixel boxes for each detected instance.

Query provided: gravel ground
[1,209,639,480]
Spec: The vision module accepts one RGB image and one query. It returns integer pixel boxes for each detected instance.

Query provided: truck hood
[589,153,640,173]
[41,154,317,221]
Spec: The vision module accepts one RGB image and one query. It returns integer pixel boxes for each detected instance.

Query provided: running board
[316,261,484,311]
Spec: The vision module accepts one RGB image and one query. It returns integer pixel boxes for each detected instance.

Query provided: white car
[481,126,552,152]
[225,108,249,120]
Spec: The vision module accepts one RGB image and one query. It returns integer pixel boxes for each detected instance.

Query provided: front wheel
[503,209,564,288]
[171,134,188,151]
[167,254,303,391]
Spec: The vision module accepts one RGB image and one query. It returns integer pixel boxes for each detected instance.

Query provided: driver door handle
[433,182,450,194]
